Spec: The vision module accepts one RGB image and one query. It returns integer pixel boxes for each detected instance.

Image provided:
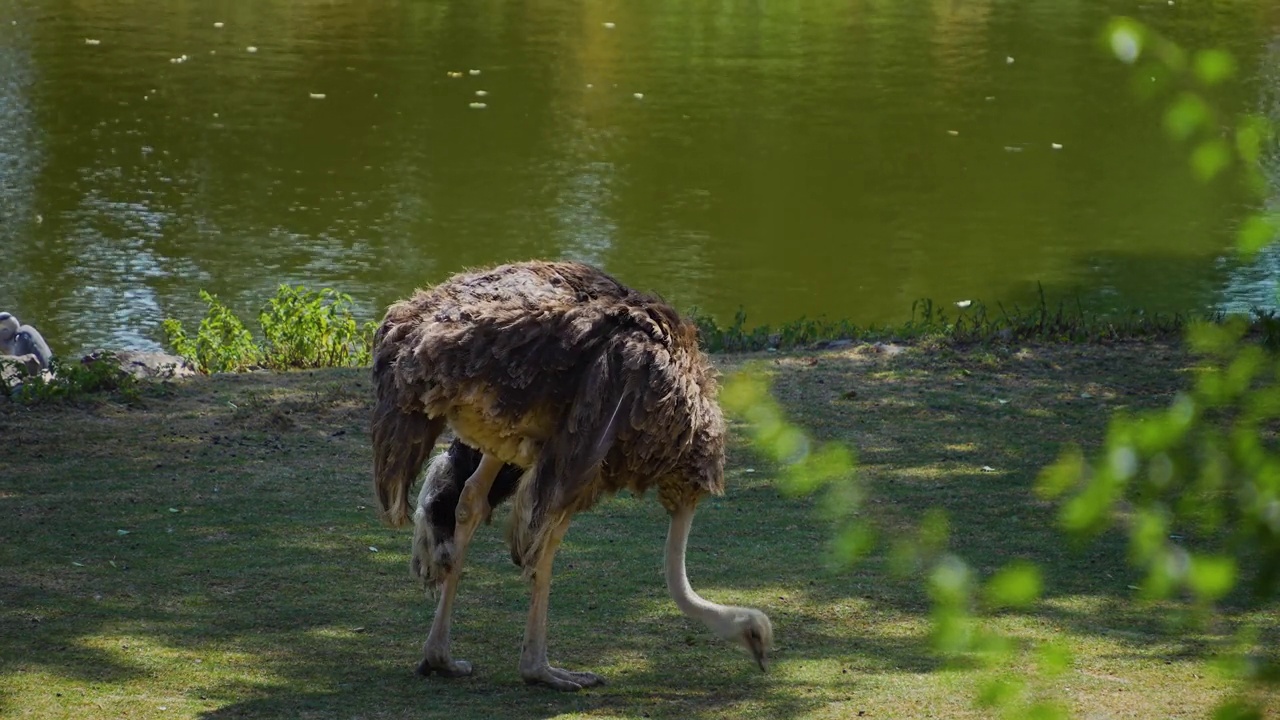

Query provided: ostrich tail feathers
[370,348,445,528]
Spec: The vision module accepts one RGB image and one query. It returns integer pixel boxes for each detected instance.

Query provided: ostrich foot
[521,663,605,691]
[416,655,473,678]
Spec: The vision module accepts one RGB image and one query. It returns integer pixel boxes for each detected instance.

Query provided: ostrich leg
[417,453,504,677]
[518,516,606,691]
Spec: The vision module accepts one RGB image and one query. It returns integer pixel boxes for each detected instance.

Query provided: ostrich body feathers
[372,260,727,567]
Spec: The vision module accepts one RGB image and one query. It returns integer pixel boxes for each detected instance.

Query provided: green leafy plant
[259,285,374,369]
[162,285,376,373]
[163,290,261,373]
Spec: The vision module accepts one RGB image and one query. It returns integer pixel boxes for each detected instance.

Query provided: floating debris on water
[633,92,644,99]
[468,69,481,76]
[469,102,487,109]
[985,95,996,101]
[1003,146,1024,153]
[214,21,224,28]
[947,130,959,136]
[447,71,463,78]
[85,38,101,45]
[603,21,616,29]
[1006,56,1014,64]
[309,92,326,99]
[1051,142,1063,150]
[586,83,594,89]
[955,300,972,308]
[475,90,488,97]
[246,46,258,53]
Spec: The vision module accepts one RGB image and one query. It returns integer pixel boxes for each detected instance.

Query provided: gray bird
[14,324,52,370]
[0,312,53,371]
[0,312,18,355]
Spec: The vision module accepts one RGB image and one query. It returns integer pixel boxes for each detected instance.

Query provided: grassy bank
[1,341,1276,719]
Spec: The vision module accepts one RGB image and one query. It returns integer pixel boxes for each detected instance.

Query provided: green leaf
[720,370,771,415]
[1036,446,1084,499]
[1236,214,1278,257]
[929,554,973,607]
[1194,49,1237,85]
[1105,18,1144,64]
[1187,317,1248,356]
[830,523,875,566]
[1234,115,1271,165]
[984,561,1043,609]
[975,676,1021,708]
[1188,554,1237,602]
[1060,468,1121,536]
[1037,640,1073,677]
[781,442,854,496]
[1163,93,1210,141]
[1213,698,1263,720]
[1130,507,1169,564]
[1191,138,1231,181]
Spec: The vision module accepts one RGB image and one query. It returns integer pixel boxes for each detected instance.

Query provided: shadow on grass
[1,348,1274,719]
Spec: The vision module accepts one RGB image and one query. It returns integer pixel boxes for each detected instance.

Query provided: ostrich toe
[521,663,605,691]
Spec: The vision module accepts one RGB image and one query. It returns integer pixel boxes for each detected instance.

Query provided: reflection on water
[2,0,1280,355]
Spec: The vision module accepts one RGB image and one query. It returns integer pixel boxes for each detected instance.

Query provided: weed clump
[0,353,139,404]
[163,285,376,374]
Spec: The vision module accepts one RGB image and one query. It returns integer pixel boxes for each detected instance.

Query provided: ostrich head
[711,606,774,671]
[0,313,19,356]
[0,312,17,344]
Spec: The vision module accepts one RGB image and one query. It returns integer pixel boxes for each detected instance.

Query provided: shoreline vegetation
[2,282,1274,404]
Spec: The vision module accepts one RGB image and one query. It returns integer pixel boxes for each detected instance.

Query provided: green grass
[1,342,1276,719]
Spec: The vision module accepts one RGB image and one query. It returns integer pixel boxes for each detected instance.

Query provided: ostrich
[371,260,772,691]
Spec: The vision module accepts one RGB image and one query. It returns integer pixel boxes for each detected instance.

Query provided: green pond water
[2,0,1280,355]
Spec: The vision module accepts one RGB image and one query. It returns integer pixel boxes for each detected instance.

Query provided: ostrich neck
[665,506,734,632]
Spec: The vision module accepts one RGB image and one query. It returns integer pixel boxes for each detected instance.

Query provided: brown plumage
[371,260,772,691]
